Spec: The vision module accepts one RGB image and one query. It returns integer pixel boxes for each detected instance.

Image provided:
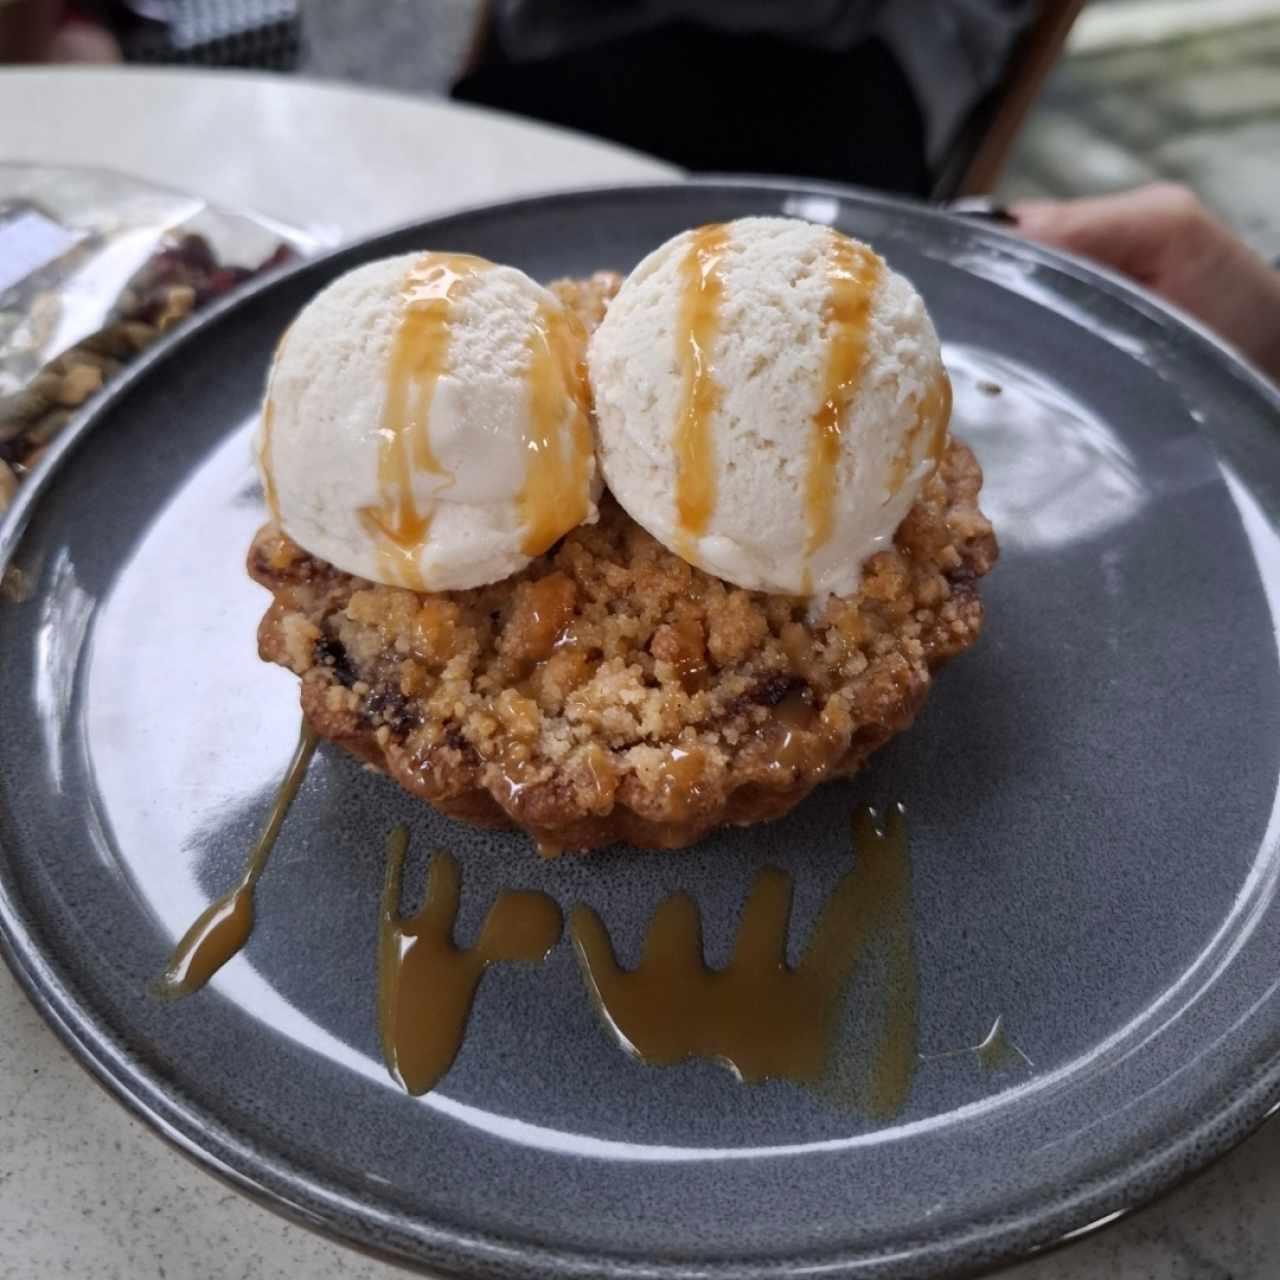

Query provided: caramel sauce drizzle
[671,616,708,693]
[673,224,731,561]
[972,1015,1029,1072]
[153,722,318,999]
[659,745,713,824]
[578,743,618,813]
[805,233,884,563]
[258,326,292,525]
[378,825,563,1095]
[571,804,918,1114]
[362,253,489,591]
[157,767,926,1117]
[775,687,816,730]
[259,399,282,525]
[520,301,594,557]
[925,372,953,463]
[886,372,953,501]
[760,688,835,780]
[922,1013,1032,1074]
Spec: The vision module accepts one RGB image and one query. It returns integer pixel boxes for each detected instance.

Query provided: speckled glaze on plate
[2,182,1279,1280]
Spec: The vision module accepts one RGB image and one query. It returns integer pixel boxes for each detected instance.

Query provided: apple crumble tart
[251,239,996,853]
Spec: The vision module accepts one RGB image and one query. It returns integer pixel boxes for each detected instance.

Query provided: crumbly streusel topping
[248,273,997,851]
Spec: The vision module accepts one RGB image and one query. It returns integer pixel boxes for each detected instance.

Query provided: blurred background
[2,0,1279,255]
[4,5,1280,1280]
[5,0,1280,504]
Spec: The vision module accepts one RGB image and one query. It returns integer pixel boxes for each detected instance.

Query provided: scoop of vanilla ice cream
[256,251,599,592]
[588,217,950,597]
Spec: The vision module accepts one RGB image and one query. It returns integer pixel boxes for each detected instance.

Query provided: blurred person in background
[5,2,1273,383]
[0,0,299,67]
[453,0,1039,196]
[451,4,1279,384]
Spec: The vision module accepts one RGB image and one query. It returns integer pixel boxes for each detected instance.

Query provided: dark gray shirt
[490,0,1037,160]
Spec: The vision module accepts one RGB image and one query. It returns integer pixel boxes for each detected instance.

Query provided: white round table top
[0,66,677,246]
[2,63,1278,1280]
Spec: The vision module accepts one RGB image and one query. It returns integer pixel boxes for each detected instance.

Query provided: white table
[0,66,675,246]
[2,65,1277,1280]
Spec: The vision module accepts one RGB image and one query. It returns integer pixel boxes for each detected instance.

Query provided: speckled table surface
[3,66,1280,1280]
[5,916,1280,1280]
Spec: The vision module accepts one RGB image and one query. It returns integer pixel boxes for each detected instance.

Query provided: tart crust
[248,273,997,853]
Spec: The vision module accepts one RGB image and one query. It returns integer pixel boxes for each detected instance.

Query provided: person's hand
[1013,184,1280,384]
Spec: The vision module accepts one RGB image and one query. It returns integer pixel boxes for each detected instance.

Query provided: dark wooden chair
[935,0,1088,199]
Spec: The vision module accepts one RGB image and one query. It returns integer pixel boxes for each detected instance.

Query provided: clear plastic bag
[0,163,318,510]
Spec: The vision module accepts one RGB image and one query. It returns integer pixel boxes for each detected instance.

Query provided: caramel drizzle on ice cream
[259,399,282,525]
[886,372,953,500]
[673,224,731,562]
[258,325,292,526]
[804,233,884,568]
[520,300,594,556]
[363,253,489,591]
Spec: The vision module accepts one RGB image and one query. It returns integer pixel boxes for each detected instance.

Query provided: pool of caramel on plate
[157,729,921,1112]
[378,826,562,1094]
[572,803,917,1114]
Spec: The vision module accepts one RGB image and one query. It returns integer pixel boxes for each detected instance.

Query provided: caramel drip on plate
[571,804,918,1114]
[972,1015,1028,1073]
[805,233,883,561]
[378,825,562,1095]
[362,253,489,591]
[673,224,730,561]
[921,1012,1032,1074]
[520,300,594,556]
[153,721,318,999]
[886,372,953,501]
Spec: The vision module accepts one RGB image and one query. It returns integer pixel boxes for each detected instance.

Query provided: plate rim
[3,176,1280,1280]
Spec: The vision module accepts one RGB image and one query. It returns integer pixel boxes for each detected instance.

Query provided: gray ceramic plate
[2,182,1280,1280]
